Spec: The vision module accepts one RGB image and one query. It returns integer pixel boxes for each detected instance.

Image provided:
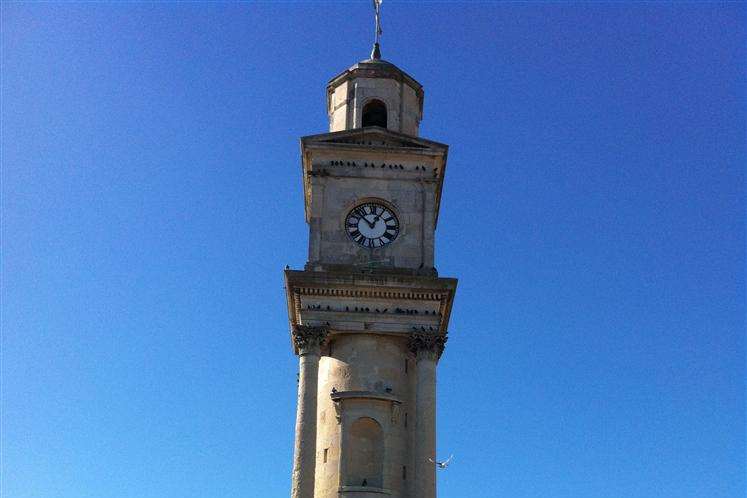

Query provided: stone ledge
[330,390,401,404]
[339,485,391,495]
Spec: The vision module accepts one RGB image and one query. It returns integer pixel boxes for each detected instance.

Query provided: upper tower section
[327,58,424,137]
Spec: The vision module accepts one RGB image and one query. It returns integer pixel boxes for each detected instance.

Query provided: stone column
[291,325,328,498]
[408,332,446,498]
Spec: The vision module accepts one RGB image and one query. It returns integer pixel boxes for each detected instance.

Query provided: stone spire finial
[292,324,329,355]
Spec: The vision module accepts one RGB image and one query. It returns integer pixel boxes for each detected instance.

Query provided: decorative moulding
[330,390,402,424]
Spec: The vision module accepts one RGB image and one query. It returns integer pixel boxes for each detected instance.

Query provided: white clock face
[345,202,400,248]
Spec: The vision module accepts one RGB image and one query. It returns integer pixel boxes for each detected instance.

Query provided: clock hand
[361,215,375,229]
[368,214,383,230]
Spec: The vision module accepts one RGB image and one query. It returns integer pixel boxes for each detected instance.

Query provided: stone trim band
[296,287,447,301]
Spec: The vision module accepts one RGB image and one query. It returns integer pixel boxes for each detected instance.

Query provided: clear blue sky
[2,2,744,498]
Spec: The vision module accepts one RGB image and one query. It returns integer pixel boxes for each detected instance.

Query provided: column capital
[292,324,329,356]
[407,331,447,361]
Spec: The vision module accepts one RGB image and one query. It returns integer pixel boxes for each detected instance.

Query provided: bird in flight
[429,454,453,469]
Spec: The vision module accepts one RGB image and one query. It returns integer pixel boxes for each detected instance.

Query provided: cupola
[326,58,424,137]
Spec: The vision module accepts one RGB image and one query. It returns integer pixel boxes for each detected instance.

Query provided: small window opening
[403,465,407,480]
[362,99,387,128]
[323,448,329,463]
[404,413,408,427]
[404,359,408,374]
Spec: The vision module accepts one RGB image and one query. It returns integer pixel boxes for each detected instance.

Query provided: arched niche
[346,416,384,488]
[362,99,387,128]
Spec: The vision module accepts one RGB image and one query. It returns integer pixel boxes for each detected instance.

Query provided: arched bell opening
[346,416,384,488]
[362,99,388,128]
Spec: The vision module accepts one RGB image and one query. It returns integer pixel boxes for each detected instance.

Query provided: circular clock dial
[345,202,400,248]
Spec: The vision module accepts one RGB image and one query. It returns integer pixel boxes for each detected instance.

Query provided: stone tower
[284,47,457,498]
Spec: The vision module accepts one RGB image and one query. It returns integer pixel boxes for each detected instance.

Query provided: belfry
[284,13,457,498]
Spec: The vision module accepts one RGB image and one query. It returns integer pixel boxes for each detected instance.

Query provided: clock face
[345,202,400,248]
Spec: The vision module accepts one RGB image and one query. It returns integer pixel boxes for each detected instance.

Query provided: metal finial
[371,0,383,59]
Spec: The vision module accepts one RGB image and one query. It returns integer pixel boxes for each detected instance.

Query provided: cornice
[301,127,448,151]
[283,269,457,350]
[295,286,449,302]
[285,269,457,293]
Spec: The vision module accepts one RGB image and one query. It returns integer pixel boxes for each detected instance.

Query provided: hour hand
[361,215,375,228]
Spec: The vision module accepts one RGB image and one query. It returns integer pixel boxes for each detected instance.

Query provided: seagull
[429,454,453,469]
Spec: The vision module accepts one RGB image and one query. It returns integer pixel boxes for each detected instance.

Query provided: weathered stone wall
[315,334,414,498]
[329,81,350,131]
[327,69,421,136]
[306,151,438,272]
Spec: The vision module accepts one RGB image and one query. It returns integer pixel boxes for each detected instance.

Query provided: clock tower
[284,46,457,498]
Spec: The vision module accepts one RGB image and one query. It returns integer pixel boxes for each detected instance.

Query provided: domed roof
[327,56,423,94]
